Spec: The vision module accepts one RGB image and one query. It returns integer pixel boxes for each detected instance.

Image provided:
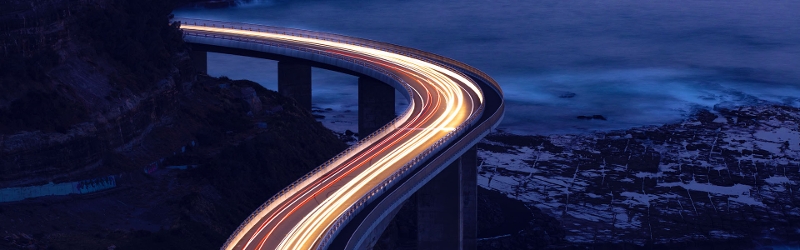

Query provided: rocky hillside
[1,0,347,249]
[0,0,192,183]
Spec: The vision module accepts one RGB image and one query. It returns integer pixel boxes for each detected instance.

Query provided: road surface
[179,22,485,250]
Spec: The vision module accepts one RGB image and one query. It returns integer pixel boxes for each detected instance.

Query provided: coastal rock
[559,92,577,98]
[577,115,607,120]
[476,105,800,248]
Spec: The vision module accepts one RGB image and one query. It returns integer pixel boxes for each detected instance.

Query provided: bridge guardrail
[174,18,502,96]
[182,30,418,249]
[315,102,492,249]
[175,18,504,250]
[342,93,504,249]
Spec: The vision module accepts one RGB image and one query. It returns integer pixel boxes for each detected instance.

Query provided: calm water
[175,0,800,135]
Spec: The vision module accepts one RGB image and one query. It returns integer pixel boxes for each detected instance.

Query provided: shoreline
[475,104,800,248]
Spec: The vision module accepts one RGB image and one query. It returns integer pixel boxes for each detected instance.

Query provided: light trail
[179,23,484,250]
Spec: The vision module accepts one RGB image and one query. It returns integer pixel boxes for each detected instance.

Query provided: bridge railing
[354,97,504,250]
[315,101,495,249]
[174,18,503,97]
[175,18,504,250]
[181,30,420,249]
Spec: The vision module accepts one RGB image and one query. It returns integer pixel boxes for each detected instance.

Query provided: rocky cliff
[1,0,190,184]
[1,1,347,249]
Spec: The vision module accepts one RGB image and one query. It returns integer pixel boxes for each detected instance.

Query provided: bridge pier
[278,60,313,111]
[190,50,207,74]
[184,27,502,250]
[358,76,395,137]
[461,146,478,250]
[417,146,477,250]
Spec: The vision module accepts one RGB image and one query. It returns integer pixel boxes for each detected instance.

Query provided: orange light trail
[179,23,484,250]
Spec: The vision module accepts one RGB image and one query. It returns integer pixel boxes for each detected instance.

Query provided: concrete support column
[417,145,478,250]
[417,158,461,249]
[191,50,207,74]
[358,76,395,137]
[278,60,312,111]
[460,146,478,250]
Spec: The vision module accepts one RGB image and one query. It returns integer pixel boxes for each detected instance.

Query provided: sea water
[174,0,800,135]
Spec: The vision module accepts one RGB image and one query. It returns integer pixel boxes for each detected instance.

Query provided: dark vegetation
[1,0,348,249]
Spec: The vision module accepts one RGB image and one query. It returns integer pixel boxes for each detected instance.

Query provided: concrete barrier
[0,175,116,203]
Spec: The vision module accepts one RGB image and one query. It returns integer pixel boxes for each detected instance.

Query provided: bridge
[175,18,504,250]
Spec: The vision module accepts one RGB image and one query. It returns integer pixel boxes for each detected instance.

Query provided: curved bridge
[175,18,504,250]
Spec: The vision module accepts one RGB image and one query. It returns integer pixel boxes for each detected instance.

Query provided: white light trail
[180,23,483,250]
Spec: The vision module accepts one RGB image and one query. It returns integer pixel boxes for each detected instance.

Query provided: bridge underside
[189,46,396,138]
[329,71,503,250]
[189,44,482,250]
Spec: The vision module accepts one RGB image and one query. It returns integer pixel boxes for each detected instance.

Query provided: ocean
[174,0,800,135]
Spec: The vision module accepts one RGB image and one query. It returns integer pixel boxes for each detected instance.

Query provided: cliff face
[0,0,191,183]
[0,1,347,249]
[0,0,183,129]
